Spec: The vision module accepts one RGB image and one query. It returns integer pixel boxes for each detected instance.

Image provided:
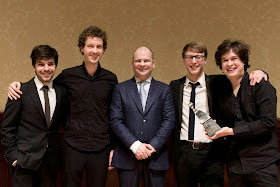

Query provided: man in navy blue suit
[110,46,175,187]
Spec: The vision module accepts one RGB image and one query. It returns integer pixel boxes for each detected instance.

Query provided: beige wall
[1,0,280,116]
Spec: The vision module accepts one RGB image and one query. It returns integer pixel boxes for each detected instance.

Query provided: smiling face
[132,47,155,81]
[221,49,245,82]
[183,50,207,82]
[34,58,56,85]
[80,36,104,66]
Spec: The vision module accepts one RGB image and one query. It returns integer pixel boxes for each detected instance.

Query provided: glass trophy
[189,102,221,137]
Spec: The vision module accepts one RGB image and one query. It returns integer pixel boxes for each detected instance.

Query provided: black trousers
[117,159,166,187]
[61,141,111,187]
[12,154,56,187]
[228,162,279,187]
[174,143,224,187]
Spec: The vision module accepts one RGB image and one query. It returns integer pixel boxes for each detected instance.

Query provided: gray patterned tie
[139,81,147,111]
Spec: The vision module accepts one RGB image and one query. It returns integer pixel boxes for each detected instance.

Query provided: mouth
[190,65,199,70]
[227,67,236,72]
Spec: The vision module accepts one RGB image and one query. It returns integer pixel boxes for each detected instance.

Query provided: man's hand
[8,82,22,100]
[108,150,114,171]
[206,127,234,140]
[135,143,153,160]
[12,160,17,167]
[249,70,268,86]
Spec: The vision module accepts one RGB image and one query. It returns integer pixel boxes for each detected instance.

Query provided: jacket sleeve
[233,80,277,139]
[1,98,22,166]
[110,85,138,149]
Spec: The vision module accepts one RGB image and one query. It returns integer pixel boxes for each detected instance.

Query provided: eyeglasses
[184,55,205,62]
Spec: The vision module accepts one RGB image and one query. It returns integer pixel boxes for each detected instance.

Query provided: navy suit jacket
[110,77,175,170]
[1,78,68,173]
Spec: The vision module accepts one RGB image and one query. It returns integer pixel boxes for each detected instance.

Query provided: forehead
[221,49,239,59]
[35,58,55,63]
[134,48,152,60]
[185,51,204,55]
[85,36,103,45]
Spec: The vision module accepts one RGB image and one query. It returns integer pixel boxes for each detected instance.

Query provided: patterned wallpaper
[1,0,280,116]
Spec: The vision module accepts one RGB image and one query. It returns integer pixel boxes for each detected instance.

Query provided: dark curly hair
[215,39,250,71]
[30,45,58,66]
[78,26,108,54]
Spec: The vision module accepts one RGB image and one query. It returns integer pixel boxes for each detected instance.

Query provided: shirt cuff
[130,140,142,154]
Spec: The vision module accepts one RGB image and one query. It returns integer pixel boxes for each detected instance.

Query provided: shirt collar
[185,72,205,87]
[82,61,101,77]
[34,76,53,90]
[134,76,152,84]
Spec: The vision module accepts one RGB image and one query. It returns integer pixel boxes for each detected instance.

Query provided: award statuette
[188,102,221,137]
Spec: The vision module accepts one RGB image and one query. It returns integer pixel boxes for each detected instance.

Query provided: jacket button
[140,132,143,135]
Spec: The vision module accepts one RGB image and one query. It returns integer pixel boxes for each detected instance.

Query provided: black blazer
[170,74,226,163]
[217,72,280,174]
[1,78,68,173]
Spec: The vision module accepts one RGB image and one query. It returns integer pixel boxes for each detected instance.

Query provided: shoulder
[61,64,82,74]
[100,68,118,81]
[253,79,276,93]
[170,76,185,86]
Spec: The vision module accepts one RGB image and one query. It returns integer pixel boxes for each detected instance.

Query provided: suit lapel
[126,78,143,114]
[27,79,46,122]
[178,77,186,124]
[50,84,61,126]
[144,78,161,116]
[205,75,213,116]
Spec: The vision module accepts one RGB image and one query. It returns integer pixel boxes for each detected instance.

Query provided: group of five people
[1,25,279,187]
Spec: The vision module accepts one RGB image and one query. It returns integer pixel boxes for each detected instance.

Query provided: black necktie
[188,82,200,140]
[42,86,50,127]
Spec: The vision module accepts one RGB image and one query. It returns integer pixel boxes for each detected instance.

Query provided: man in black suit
[170,42,267,187]
[1,45,68,187]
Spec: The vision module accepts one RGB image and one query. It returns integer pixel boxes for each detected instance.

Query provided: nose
[44,64,50,71]
[228,60,233,66]
[92,46,97,53]
[191,57,197,63]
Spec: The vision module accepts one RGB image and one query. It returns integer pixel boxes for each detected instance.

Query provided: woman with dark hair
[209,39,280,186]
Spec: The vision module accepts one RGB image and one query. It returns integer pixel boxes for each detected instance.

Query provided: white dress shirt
[180,73,212,143]
[34,77,56,122]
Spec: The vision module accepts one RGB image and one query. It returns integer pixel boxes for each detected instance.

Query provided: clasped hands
[135,143,154,160]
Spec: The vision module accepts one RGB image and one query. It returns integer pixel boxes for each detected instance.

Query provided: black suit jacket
[170,74,226,163]
[1,78,68,173]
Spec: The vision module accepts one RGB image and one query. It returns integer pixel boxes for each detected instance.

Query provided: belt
[180,140,212,150]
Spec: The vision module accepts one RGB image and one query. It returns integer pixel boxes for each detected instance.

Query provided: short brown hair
[78,26,108,54]
[215,39,250,70]
[182,42,208,59]
[30,45,58,66]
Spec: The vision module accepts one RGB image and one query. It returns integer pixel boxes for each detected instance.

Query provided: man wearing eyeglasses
[170,42,267,187]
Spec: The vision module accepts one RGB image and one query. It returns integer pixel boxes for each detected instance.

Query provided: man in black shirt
[7,26,118,187]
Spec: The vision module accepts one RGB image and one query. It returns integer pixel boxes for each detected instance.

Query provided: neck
[85,62,98,76]
[229,76,242,97]
[187,73,203,82]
